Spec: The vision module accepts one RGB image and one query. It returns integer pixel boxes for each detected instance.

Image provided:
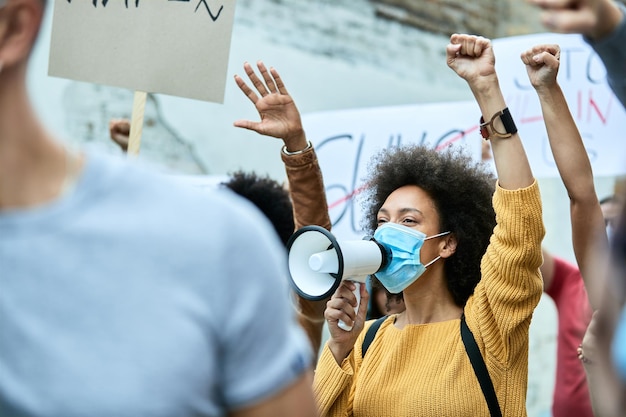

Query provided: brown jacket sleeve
[282,145,331,360]
[282,146,331,231]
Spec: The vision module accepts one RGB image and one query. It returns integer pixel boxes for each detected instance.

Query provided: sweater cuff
[493,179,541,204]
[313,343,354,399]
[316,343,354,376]
[492,179,545,244]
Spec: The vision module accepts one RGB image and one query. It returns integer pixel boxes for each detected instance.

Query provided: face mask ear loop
[424,255,441,268]
[422,231,450,269]
[424,231,451,241]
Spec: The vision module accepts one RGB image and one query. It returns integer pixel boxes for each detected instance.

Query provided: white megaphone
[286,225,390,331]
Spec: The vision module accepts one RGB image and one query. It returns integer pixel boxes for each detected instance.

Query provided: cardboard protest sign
[49,0,236,103]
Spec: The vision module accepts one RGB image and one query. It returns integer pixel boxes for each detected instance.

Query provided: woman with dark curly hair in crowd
[361,146,497,308]
[313,34,545,417]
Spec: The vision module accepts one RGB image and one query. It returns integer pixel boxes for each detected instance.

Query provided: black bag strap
[360,314,502,417]
[461,313,502,417]
[361,315,387,358]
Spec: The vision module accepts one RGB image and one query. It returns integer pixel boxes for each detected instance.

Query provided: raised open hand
[233,61,307,152]
[521,44,561,91]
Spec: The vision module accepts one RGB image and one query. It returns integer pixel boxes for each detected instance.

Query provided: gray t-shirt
[585,2,626,108]
[0,152,311,417]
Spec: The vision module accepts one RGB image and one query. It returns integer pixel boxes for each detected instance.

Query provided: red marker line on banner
[519,115,544,124]
[435,125,479,150]
[327,117,543,210]
[328,184,369,210]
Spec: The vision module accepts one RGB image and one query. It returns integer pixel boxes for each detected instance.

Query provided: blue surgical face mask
[373,222,450,294]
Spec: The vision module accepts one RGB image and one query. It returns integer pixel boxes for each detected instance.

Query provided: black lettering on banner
[317,127,472,232]
[66,0,224,19]
[169,0,224,20]
[67,0,139,7]
[317,134,363,233]
[513,46,607,90]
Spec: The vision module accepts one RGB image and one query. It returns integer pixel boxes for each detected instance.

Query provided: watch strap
[480,107,517,139]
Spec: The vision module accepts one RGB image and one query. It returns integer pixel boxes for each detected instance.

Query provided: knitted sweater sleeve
[313,319,376,417]
[465,180,545,366]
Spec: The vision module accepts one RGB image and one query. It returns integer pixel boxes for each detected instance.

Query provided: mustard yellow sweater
[313,181,545,417]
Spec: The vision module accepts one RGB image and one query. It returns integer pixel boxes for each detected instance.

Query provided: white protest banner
[493,33,626,178]
[302,100,481,240]
[302,33,626,240]
[49,0,236,103]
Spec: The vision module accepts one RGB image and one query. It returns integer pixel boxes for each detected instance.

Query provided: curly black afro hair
[222,171,294,247]
[361,144,496,307]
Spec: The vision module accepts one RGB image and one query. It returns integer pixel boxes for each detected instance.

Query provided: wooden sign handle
[127,91,147,156]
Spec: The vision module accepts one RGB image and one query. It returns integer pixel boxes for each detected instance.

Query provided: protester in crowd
[527,11,626,397]
[0,1,318,416]
[520,41,626,417]
[541,189,626,417]
[110,61,333,359]
[520,42,609,417]
[601,194,619,238]
[528,0,626,107]
[580,194,626,417]
[600,179,626,240]
[232,60,332,359]
[580,213,626,417]
[219,170,294,245]
[109,118,132,152]
[312,34,544,417]
[540,250,594,417]
[520,42,611,288]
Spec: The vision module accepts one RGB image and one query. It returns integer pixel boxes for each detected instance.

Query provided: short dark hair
[361,144,496,307]
[222,171,294,247]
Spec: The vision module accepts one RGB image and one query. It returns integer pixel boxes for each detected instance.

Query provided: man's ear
[440,233,457,259]
[0,0,44,69]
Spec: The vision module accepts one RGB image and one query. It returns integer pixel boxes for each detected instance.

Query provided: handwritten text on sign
[302,101,482,240]
[68,1,224,20]
[50,0,236,102]
[494,33,626,179]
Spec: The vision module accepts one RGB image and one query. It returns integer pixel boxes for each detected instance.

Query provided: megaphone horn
[286,225,389,330]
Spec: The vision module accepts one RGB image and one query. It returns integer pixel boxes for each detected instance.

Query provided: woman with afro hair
[313,34,545,417]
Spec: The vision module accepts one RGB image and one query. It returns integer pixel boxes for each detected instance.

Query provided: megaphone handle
[338,281,361,331]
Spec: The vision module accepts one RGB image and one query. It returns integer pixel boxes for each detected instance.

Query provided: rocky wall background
[372,0,626,38]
